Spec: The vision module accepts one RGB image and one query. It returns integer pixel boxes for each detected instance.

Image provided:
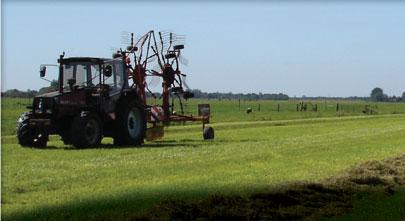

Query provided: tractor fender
[117,90,143,109]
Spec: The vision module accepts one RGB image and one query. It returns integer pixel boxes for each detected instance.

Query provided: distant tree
[26,89,38,98]
[402,92,405,102]
[50,80,58,89]
[370,87,387,102]
[38,80,58,94]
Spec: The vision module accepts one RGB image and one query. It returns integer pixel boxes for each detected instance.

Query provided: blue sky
[2,1,405,97]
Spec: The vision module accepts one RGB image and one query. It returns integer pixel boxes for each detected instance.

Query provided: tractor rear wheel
[114,102,146,146]
[71,113,102,148]
[16,112,48,147]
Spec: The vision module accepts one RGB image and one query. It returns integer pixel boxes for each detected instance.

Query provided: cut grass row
[2,114,405,220]
[135,154,405,220]
[326,187,405,221]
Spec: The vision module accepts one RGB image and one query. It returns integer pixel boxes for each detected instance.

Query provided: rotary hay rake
[116,30,214,141]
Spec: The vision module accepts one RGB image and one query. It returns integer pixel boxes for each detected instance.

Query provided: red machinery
[116,30,213,140]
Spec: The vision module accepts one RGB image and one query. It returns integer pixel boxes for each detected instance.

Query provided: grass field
[1,98,405,220]
[3,97,405,136]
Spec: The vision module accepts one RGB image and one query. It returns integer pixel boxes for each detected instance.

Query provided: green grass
[185,98,405,123]
[3,97,405,135]
[2,98,405,220]
[1,98,32,136]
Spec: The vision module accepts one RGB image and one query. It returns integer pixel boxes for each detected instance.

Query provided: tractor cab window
[63,64,74,87]
[75,64,87,86]
[90,65,101,86]
[62,62,101,90]
[103,60,124,92]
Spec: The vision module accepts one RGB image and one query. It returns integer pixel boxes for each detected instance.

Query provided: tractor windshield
[62,62,101,89]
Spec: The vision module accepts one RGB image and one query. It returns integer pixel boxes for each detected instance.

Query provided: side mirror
[104,65,113,77]
[40,66,46,77]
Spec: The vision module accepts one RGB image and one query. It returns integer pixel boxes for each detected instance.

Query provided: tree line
[0,84,290,101]
[1,80,58,98]
[186,89,289,100]
[1,84,404,102]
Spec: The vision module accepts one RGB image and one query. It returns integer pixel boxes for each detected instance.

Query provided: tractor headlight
[35,98,53,114]
[38,99,43,110]
[35,99,43,114]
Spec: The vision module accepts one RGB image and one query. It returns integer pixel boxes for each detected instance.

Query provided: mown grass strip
[2,115,405,220]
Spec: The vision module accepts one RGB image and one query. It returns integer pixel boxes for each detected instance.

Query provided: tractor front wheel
[16,112,48,148]
[71,113,102,148]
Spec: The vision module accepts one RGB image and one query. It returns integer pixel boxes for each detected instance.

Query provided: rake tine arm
[158,32,166,63]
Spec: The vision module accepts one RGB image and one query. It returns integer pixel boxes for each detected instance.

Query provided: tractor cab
[36,56,128,118]
[51,57,126,94]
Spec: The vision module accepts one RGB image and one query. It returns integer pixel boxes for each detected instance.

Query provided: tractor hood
[33,89,88,116]
[36,89,88,105]
[33,91,61,115]
[33,91,58,115]
[37,90,61,98]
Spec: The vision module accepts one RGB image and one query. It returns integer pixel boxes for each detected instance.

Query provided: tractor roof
[60,57,112,63]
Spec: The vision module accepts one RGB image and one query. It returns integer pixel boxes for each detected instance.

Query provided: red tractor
[16,30,214,148]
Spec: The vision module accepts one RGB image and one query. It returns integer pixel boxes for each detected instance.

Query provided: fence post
[336,103,339,112]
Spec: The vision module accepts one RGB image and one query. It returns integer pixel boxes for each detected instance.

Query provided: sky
[2,1,405,97]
